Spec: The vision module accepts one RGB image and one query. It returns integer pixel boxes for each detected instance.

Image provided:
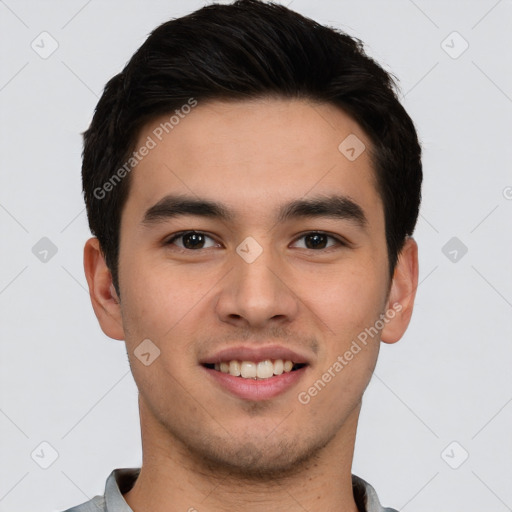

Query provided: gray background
[0,0,511,510]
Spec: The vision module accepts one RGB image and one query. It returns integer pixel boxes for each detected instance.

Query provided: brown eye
[166,231,217,250]
[292,232,343,250]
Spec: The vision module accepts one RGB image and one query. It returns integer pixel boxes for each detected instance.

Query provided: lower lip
[202,366,308,401]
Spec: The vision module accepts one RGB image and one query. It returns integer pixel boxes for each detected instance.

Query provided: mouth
[199,345,311,401]
[202,359,308,380]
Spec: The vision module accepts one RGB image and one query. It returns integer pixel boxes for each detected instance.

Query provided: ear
[381,236,419,344]
[83,237,125,340]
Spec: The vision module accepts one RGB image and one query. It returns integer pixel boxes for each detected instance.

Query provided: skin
[84,98,418,512]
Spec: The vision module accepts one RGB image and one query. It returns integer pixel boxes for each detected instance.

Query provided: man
[67,0,422,510]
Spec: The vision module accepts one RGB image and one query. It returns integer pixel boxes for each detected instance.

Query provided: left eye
[291,232,342,250]
[166,231,218,250]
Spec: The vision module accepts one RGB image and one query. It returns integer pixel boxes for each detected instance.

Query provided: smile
[203,359,307,379]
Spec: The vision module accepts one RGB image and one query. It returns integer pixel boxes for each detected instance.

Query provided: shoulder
[60,495,106,512]
[352,474,400,512]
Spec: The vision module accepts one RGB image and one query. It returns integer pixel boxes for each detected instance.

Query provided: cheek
[294,259,387,333]
[118,256,220,382]
[119,252,199,338]
[297,333,379,422]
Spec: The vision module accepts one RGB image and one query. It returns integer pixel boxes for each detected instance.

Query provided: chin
[183,431,332,481]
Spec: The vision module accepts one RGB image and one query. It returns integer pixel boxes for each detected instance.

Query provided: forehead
[123,98,382,226]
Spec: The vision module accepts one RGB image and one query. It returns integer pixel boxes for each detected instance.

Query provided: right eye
[165,231,219,251]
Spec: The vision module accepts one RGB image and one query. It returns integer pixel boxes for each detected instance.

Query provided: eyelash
[164,231,346,252]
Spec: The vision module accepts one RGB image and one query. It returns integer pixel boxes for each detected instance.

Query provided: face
[86,98,417,478]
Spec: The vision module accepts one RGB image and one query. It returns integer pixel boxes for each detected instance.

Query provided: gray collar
[72,467,397,512]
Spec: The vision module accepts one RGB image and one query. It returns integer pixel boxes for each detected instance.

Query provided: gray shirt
[62,468,399,512]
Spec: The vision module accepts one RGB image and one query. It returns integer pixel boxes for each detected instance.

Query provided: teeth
[240,361,257,378]
[257,360,274,379]
[273,359,284,375]
[211,359,299,379]
[229,360,241,376]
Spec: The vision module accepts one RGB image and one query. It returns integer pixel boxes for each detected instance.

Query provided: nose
[214,244,299,330]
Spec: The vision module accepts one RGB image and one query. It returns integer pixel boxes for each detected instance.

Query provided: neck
[124,400,361,512]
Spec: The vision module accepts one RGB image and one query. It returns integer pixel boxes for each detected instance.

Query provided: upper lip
[199,345,311,365]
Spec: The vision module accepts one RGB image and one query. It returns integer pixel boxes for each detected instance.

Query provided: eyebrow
[142,194,368,228]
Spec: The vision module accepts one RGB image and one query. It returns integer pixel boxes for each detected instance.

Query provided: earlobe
[381,237,419,345]
[83,237,125,340]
